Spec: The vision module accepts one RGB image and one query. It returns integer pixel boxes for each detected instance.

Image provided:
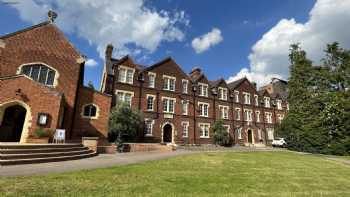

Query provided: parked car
[272,138,287,147]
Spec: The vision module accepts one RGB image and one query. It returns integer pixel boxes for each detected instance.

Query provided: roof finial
[48,10,58,23]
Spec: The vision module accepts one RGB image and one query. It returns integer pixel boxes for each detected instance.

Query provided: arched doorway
[247,129,253,144]
[163,124,172,143]
[0,105,27,142]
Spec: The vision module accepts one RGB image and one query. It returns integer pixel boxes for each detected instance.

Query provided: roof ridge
[0,21,50,39]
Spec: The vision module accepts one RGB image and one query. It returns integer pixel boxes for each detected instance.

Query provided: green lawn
[1,151,350,197]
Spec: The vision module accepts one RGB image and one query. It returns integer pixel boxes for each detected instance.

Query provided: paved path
[0,147,280,177]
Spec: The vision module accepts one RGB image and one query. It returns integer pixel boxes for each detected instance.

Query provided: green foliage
[212,119,232,146]
[33,128,50,138]
[108,102,143,143]
[278,43,350,155]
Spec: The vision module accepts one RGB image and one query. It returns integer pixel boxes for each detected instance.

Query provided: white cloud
[10,0,189,59]
[191,28,223,53]
[85,58,98,67]
[228,0,350,87]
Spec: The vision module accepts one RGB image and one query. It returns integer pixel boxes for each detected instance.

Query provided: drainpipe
[192,84,197,145]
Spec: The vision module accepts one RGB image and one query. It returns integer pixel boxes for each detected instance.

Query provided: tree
[212,119,232,146]
[108,102,143,143]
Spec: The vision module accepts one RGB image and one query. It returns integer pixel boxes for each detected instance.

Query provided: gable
[145,57,190,80]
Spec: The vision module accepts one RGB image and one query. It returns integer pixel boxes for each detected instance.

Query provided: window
[116,90,134,106]
[181,100,189,115]
[244,109,253,121]
[182,121,189,137]
[219,105,229,119]
[243,92,251,105]
[235,108,241,120]
[255,111,261,122]
[198,83,208,97]
[286,103,289,111]
[218,87,228,100]
[267,128,274,140]
[264,97,271,108]
[236,127,242,139]
[254,95,259,106]
[82,104,98,118]
[277,114,284,123]
[265,112,273,123]
[276,99,282,110]
[146,95,155,111]
[234,90,239,103]
[198,102,209,117]
[163,75,176,91]
[182,79,188,94]
[118,66,134,84]
[162,97,176,113]
[144,119,154,136]
[199,123,210,138]
[148,72,156,88]
[20,63,56,86]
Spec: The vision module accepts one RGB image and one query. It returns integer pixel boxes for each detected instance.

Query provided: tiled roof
[227,77,246,90]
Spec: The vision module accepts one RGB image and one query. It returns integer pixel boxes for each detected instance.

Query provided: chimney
[252,82,257,90]
[105,44,114,60]
[190,67,202,79]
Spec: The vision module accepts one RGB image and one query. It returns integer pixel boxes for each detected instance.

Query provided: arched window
[20,64,56,86]
[82,104,98,118]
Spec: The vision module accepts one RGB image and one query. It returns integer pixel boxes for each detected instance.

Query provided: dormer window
[20,63,56,86]
[243,92,251,105]
[198,83,208,97]
[148,72,156,88]
[264,97,271,108]
[218,87,228,100]
[163,75,176,91]
[118,66,134,84]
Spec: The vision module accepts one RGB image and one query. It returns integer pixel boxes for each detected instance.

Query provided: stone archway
[161,122,175,144]
[0,100,32,143]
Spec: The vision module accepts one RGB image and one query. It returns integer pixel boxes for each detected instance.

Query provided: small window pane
[47,70,55,85]
[21,66,31,76]
[30,65,40,81]
[39,66,48,84]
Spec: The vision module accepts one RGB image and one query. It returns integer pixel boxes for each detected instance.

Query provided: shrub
[33,128,50,138]
[212,119,232,146]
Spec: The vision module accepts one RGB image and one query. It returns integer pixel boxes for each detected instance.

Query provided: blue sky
[2,0,349,88]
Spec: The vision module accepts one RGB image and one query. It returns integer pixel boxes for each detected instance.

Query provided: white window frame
[243,92,251,105]
[198,83,208,97]
[182,79,189,94]
[265,112,273,123]
[182,121,189,138]
[198,102,209,117]
[277,114,284,123]
[162,97,176,113]
[218,87,228,100]
[181,100,189,115]
[146,94,155,111]
[118,65,135,84]
[264,97,271,108]
[258,129,262,140]
[199,123,210,138]
[255,111,261,123]
[234,90,239,103]
[267,128,274,140]
[236,127,242,139]
[81,103,99,119]
[277,99,282,110]
[163,75,176,91]
[115,90,134,107]
[243,109,253,122]
[219,105,229,119]
[144,119,154,136]
[148,72,156,88]
[254,95,259,106]
[235,108,241,120]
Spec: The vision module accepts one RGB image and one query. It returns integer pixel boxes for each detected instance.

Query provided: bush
[212,120,232,146]
[33,128,50,138]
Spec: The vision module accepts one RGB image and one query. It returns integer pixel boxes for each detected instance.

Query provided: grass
[1,151,350,197]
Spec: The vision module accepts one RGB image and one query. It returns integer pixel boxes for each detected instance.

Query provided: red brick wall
[0,76,62,140]
[72,87,112,141]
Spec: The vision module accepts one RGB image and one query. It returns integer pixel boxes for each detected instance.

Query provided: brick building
[101,45,289,146]
[0,16,111,143]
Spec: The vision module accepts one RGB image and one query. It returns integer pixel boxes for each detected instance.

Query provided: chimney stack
[48,10,58,23]
[190,67,202,79]
[105,44,114,60]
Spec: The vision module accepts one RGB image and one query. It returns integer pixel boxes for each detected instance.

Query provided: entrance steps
[0,143,97,166]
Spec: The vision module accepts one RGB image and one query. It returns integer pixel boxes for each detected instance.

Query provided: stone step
[0,152,97,166]
[0,147,89,154]
[0,143,83,150]
[0,149,93,160]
